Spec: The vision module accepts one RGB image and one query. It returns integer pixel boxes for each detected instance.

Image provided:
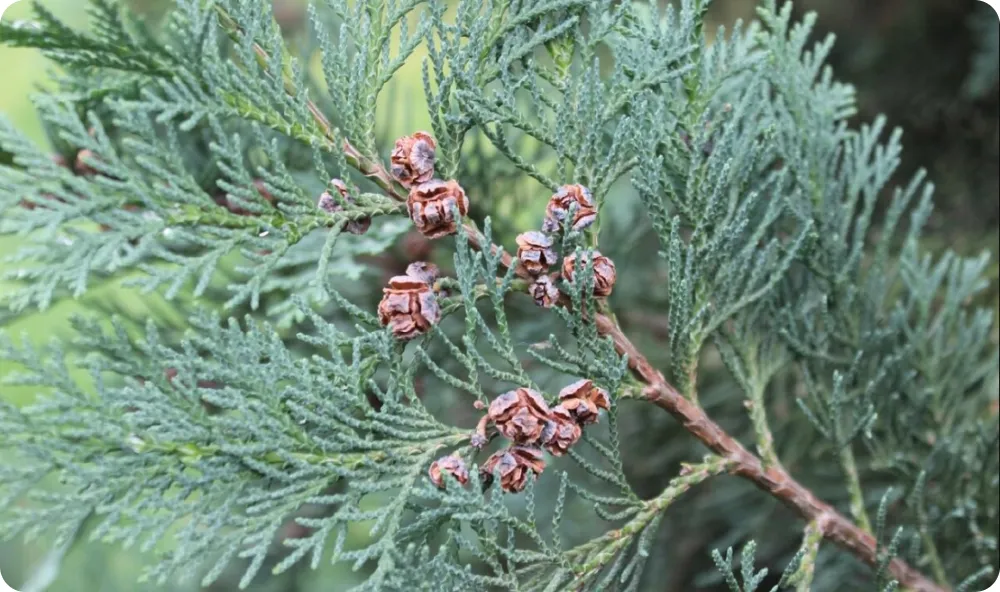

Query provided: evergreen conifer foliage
[0,1,997,591]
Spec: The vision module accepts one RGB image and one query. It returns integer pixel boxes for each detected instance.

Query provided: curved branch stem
[592,314,948,592]
[128,8,946,591]
[254,6,948,576]
[458,224,948,592]
[214,5,406,203]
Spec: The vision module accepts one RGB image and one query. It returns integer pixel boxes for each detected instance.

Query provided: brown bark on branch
[460,224,947,592]
[226,11,947,587]
[595,314,946,592]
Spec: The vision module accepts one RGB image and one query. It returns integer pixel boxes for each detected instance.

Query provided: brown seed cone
[488,387,552,445]
[561,250,617,297]
[515,231,558,276]
[428,455,470,489]
[407,179,469,239]
[480,445,546,493]
[529,275,560,308]
[377,275,441,340]
[390,132,437,188]
[558,379,611,425]
[541,405,582,456]
[317,179,371,235]
[542,184,597,233]
[405,261,439,285]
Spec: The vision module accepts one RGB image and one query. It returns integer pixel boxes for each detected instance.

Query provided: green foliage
[0,304,464,588]
[1,0,997,591]
[963,2,1000,100]
[711,541,804,592]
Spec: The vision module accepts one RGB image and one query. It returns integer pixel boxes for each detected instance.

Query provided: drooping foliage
[0,1,996,591]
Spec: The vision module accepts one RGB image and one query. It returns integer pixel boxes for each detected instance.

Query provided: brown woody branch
[596,316,947,592]
[225,14,946,590]
[460,225,947,592]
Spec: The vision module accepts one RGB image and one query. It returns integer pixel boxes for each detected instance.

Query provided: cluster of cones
[362,131,621,493]
[375,131,618,340]
[430,379,610,493]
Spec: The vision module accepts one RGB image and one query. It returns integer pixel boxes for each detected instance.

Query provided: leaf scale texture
[0,1,996,591]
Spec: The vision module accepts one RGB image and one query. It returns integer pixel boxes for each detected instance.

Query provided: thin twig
[214,5,405,202]
[460,227,948,592]
[216,8,947,590]
[791,518,824,592]
[839,443,874,535]
[592,315,948,592]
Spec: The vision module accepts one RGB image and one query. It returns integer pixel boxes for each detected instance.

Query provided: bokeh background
[1,0,997,590]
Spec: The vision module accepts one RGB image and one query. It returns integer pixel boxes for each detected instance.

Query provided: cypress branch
[459,187,948,592]
[1,1,995,590]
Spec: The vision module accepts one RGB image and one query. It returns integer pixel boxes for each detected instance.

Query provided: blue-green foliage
[1,0,997,591]
[0,302,467,588]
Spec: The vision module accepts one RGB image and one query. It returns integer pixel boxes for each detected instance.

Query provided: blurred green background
[1,0,996,590]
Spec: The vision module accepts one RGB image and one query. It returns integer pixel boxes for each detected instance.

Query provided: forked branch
[226,9,947,590]
[459,225,946,592]
[596,314,947,592]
